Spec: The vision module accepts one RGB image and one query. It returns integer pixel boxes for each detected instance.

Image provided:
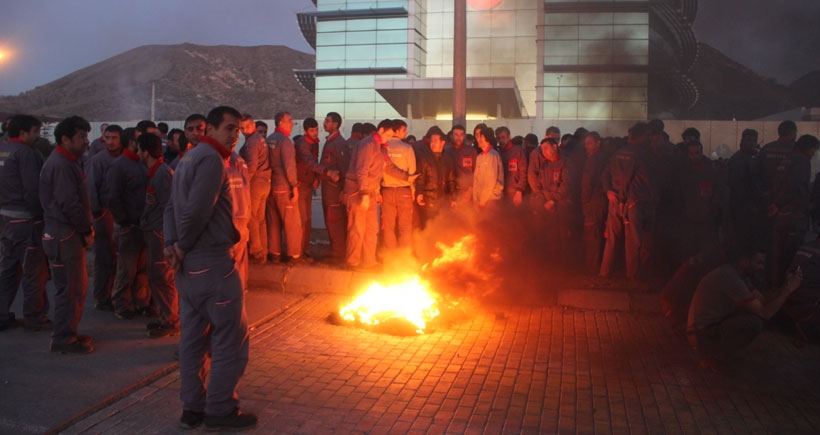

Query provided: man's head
[137,132,163,164]
[99,123,109,137]
[495,126,511,149]
[122,128,137,154]
[429,131,446,153]
[681,127,700,144]
[303,117,319,142]
[54,116,91,157]
[274,111,294,136]
[524,133,539,150]
[451,124,466,147]
[795,134,820,158]
[184,114,206,145]
[733,249,766,279]
[324,112,341,134]
[361,123,377,136]
[135,120,158,138]
[157,122,169,136]
[686,141,704,164]
[778,120,798,141]
[239,114,256,137]
[628,122,651,147]
[740,129,759,155]
[255,120,268,138]
[392,119,408,140]
[167,128,184,153]
[7,114,42,145]
[560,134,573,148]
[206,106,242,151]
[545,126,561,141]
[475,125,495,152]
[104,124,123,153]
[540,137,559,162]
[376,119,395,143]
[584,131,601,157]
[648,118,665,134]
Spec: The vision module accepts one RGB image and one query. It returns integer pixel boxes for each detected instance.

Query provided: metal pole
[150,82,156,122]
[453,0,467,127]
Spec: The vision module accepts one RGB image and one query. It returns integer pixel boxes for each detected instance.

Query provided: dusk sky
[0,0,818,96]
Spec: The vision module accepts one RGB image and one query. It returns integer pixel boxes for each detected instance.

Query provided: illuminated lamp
[467,0,502,10]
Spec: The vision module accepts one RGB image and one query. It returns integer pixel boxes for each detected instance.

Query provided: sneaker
[24,318,53,332]
[146,320,164,330]
[51,338,94,354]
[95,299,115,311]
[178,410,205,430]
[147,323,180,338]
[203,408,258,431]
[115,310,136,320]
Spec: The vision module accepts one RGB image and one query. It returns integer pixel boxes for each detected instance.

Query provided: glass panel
[345,75,374,88]
[578,86,612,102]
[613,87,647,102]
[612,102,646,119]
[316,89,346,102]
[614,12,648,25]
[378,29,408,44]
[545,26,579,40]
[346,89,375,102]
[315,76,345,90]
[377,17,407,30]
[347,31,376,45]
[491,37,517,63]
[577,102,612,119]
[347,19,376,31]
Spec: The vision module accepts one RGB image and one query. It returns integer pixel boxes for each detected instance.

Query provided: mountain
[0,44,315,121]
[686,43,796,120]
[789,70,820,108]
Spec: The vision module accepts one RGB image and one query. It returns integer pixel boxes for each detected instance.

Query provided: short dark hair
[361,123,377,136]
[105,124,123,136]
[477,126,495,144]
[351,122,364,135]
[326,112,342,126]
[184,113,206,126]
[168,128,183,141]
[795,134,820,152]
[778,120,797,138]
[255,120,268,129]
[495,126,510,136]
[392,119,407,130]
[452,124,466,133]
[122,128,137,147]
[511,135,523,146]
[542,137,558,147]
[54,116,91,145]
[240,113,254,123]
[546,126,560,136]
[303,117,318,129]
[274,111,290,127]
[587,131,602,142]
[425,125,445,140]
[682,127,700,140]
[7,114,42,138]
[629,122,651,140]
[741,129,758,139]
[157,122,169,134]
[138,132,163,158]
[648,119,665,133]
[206,106,241,129]
[524,133,539,146]
[135,120,157,134]
[377,119,393,131]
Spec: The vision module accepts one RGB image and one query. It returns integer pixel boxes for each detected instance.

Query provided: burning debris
[334,234,492,335]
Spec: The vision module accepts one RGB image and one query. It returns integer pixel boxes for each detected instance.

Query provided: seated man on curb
[686,249,802,372]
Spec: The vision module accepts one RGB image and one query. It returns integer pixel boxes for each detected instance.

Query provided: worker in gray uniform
[164,106,256,431]
[40,116,94,354]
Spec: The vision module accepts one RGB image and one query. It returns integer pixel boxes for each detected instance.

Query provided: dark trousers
[92,211,116,303]
[345,192,378,268]
[266,190,302,258]
[298,187,313,254]
[582,199,606,275]
[689,313,764,364]
[247,177,270,259]
[177,252,249,417]
[380,186,414,250]
[0,217,49,324]
[771,213,808,287]
[322,183,346,261]
[624,203,655,281]
[144,229,178,327]
[600,200,625,278]
[43,230,87,344]
[232,221,250,290]
[111,225,150,313]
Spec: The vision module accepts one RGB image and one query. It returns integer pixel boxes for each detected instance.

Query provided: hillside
[789,70,820,108]
[0,43,315,121]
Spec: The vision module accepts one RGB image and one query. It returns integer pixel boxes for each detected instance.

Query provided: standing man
[448,124,476,206]
[40,116,94,354]
[254,121,268,139]
[381,119,417,251]
[103,128,151,320]
[344,119,394,269]
[228,151,251,289]
[472,125,504,210]
[170,114,206,170]
[137,134,179,338]
[238,114,270,263]
[295,118,339,257]
[87,123,109,159]
[164,128,184,163]
[759,120,797,196]
[319,112,349,262]
[164,106,256,430]
[581,132,609,274]
[727,129,763,252]
[497,126,527,207]
[415,129,455,229]
[266,111,302,262]
[85,124,124,311]
[531,137,578,262]
[0,114,50,331]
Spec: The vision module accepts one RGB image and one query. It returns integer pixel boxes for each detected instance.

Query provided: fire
[338,235,481,334]
[339,275,440,334]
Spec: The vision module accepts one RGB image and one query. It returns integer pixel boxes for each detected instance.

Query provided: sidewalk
[53,263,820,434]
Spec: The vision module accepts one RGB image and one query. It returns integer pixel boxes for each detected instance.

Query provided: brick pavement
[62,292,820,434]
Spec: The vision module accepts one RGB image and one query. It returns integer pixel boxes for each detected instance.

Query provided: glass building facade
[296,0,698,121]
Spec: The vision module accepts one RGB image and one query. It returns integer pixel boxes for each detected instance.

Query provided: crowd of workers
[1,108,819,427]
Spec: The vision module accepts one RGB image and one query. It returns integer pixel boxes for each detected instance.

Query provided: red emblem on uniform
[463,157,472,168]
[508,159,518,172]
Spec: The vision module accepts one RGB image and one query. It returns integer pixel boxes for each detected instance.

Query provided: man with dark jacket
[319,112,349,262]
[103,129,150,319]
[238,114,270,263]
[759,120,798,196]
[581,132,609,275]
[530,137,578,264]
[295,117,339,257]
[727,129,763,252]
[415,129,455,229]
[0,114,50,331]
[164,106,256,431]
[266,111,303,262]
[497,126,527,207]
[40,116,94,354]
[448,124,476,206]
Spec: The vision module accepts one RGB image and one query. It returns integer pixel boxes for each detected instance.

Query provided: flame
[339,275,440,334]
[425,234,477,271]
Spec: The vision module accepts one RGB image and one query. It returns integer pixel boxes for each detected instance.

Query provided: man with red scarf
[319,112,348,262]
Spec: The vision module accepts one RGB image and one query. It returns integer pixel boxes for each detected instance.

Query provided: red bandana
[200,136,232,159]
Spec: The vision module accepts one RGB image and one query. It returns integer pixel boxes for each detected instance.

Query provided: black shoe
[267,253,281,264]
[95,299,115,311]
[24,318,52,332]
[203,408,258,431]
[0,313,22,331]
[147,323,180,338]
[178,410,205,429]
[115,310,136,320]
[146,320,163,330]
[137,307,158,318]
[51,338,94,354]
[249,254,266,265]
